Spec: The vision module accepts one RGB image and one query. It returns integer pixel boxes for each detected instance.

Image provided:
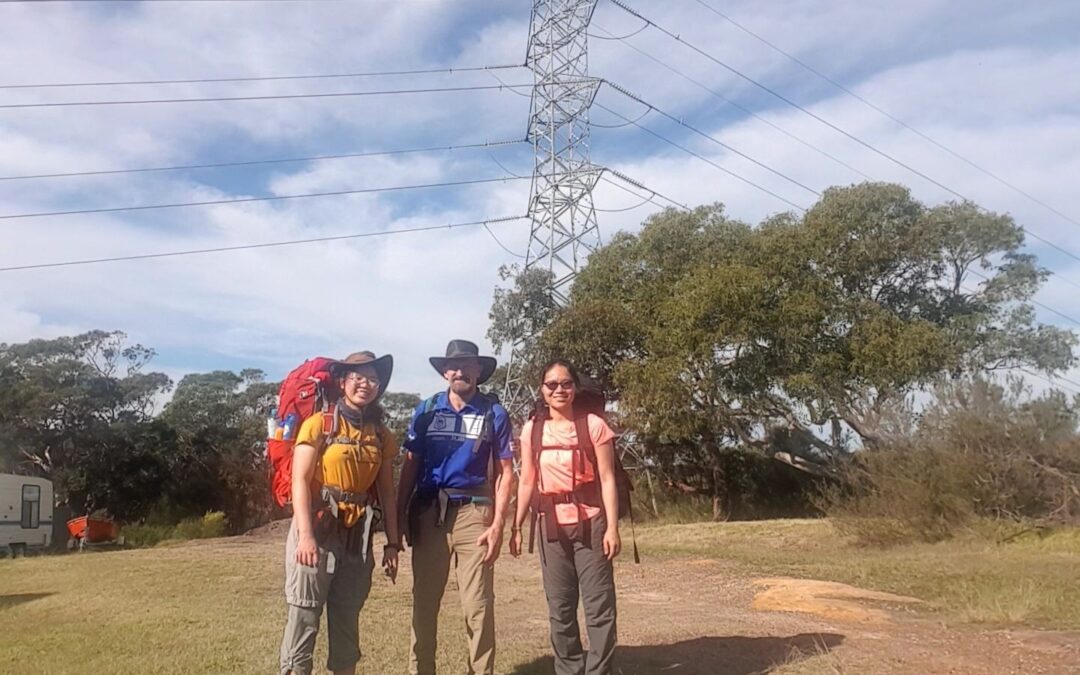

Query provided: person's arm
[396,402,426,546]
[376,451,400,582]
[594,438,622,561]
[509,425,536,558]
[477,408,515,563]
[292,443,320,567]
[396,452,420,546]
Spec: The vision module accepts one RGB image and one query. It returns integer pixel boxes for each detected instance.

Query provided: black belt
[414,487,492,528]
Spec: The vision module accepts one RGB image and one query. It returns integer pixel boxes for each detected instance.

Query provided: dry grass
[634,519,1080,630]
[0,537,416,674]
[1,520,1077,674]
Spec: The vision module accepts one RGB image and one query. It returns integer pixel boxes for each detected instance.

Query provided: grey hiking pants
[280,512,375,675]
[539,513,617,675]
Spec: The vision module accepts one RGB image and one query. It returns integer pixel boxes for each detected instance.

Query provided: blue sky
[1,0,1079,398]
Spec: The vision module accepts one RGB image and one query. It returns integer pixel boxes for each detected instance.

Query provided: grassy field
[0,519,1077,674]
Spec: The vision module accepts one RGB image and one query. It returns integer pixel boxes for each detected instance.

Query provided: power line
[591,97,807,212]
[605,80,820,197]
[590,22,872,181]
[592,191,654,213]
[0,215,529,273]
[0,64,524,90]
[608,0,1080,274]
[587,23,648,41]
[0,175,530,220]
[965,269,1080,328]
[0,81,546,109]
[0,138,526,181]
[1018,367,1080,396]
[483,222,527,259]
[691,0,1080,231]
[599,168,692,212]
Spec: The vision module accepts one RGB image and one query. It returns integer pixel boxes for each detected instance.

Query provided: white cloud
[1,0,1077,401]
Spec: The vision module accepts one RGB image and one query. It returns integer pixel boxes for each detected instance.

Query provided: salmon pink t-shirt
[520,413,616,525]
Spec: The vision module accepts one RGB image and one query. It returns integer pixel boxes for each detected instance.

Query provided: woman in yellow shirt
[281,351,401,675]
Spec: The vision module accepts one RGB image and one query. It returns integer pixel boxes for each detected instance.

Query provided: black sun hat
[428,339,497,385]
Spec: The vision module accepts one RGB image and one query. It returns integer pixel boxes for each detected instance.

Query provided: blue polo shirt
[403,391,513,491]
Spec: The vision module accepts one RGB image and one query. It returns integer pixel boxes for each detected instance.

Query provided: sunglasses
[542,380,575,392]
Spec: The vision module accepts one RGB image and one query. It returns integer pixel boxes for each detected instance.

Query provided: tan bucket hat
[330,351,393,398]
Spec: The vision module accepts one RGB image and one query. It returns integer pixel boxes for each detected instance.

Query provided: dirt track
[241,522,1080,674]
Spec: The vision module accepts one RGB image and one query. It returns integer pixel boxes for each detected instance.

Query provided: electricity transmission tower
[501,0,603,418]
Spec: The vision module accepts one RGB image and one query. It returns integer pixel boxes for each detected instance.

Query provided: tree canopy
[489,183,1077,516]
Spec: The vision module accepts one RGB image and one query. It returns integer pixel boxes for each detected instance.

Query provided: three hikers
[274,344,622,675]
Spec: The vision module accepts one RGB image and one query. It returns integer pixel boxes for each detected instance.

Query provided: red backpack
[267,357,339,509]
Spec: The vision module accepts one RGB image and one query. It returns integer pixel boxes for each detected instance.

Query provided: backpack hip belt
[535,482,601,542]
[319,484,371,520]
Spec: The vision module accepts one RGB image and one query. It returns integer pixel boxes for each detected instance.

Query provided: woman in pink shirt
[510,359,621,675]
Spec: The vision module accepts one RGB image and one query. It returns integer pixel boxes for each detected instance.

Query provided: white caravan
[0,474,53,556]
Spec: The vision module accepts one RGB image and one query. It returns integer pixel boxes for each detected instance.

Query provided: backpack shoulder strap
[575,414,596,469]
[478,395,500,483]
[414,393,441,440]
[530,409,547,464]
[315,408,338,456]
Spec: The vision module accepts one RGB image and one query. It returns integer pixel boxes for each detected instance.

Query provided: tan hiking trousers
[408,500,496,675]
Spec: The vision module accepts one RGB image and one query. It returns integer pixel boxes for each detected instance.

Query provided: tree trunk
[711,464,729,522]
[643,467,660,518]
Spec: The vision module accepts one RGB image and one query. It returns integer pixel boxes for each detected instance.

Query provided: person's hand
[476,521,504,564]
[602,527,621,561]
[508,528,523,558]
[296,532,319,568]
[382,544,400,584]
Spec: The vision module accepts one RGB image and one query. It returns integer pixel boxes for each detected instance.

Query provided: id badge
[326,551,336,575]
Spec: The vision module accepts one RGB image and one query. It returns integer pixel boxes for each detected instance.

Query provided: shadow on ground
[510,633,845,674]
[0,592,55,610]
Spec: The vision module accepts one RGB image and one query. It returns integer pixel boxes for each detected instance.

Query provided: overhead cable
[0,138,526,181]
[591,98,807,212]
[691,0,1080,230]
[0,175,530,220]
[0,64,524,90]
[0,215,529,273]
[607,0,1080,272]
[590,22,872,181]
[0,81,555,109]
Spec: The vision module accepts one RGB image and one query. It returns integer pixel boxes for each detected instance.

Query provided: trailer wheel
[11,543,27,558]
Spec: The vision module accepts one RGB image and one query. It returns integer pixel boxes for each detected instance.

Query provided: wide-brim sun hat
[429,339,497,385]
[330,351,393,399]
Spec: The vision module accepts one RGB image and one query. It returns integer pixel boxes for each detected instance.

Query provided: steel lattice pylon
[501,0,602,419]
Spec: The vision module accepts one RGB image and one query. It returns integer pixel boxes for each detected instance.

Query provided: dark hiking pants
[539,513,617,675]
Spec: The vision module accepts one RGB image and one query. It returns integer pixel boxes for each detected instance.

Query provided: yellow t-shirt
[295,411,397,528]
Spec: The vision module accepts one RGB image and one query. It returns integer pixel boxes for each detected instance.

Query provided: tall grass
[123,511,228,548]
[823,378,1079,546]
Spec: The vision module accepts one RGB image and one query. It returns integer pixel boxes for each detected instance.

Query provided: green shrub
[825,378,1080,546]
[123,511,228,548]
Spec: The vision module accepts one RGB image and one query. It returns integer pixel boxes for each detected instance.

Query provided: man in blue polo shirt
[397,339,514,675]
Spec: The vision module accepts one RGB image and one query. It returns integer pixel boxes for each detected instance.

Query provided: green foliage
[0,330,173,515]
[381,391,422,443]
[498,183,1076,519]
[124,511,228,548]
[825,377,1080,545]
[160,369,277,532]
